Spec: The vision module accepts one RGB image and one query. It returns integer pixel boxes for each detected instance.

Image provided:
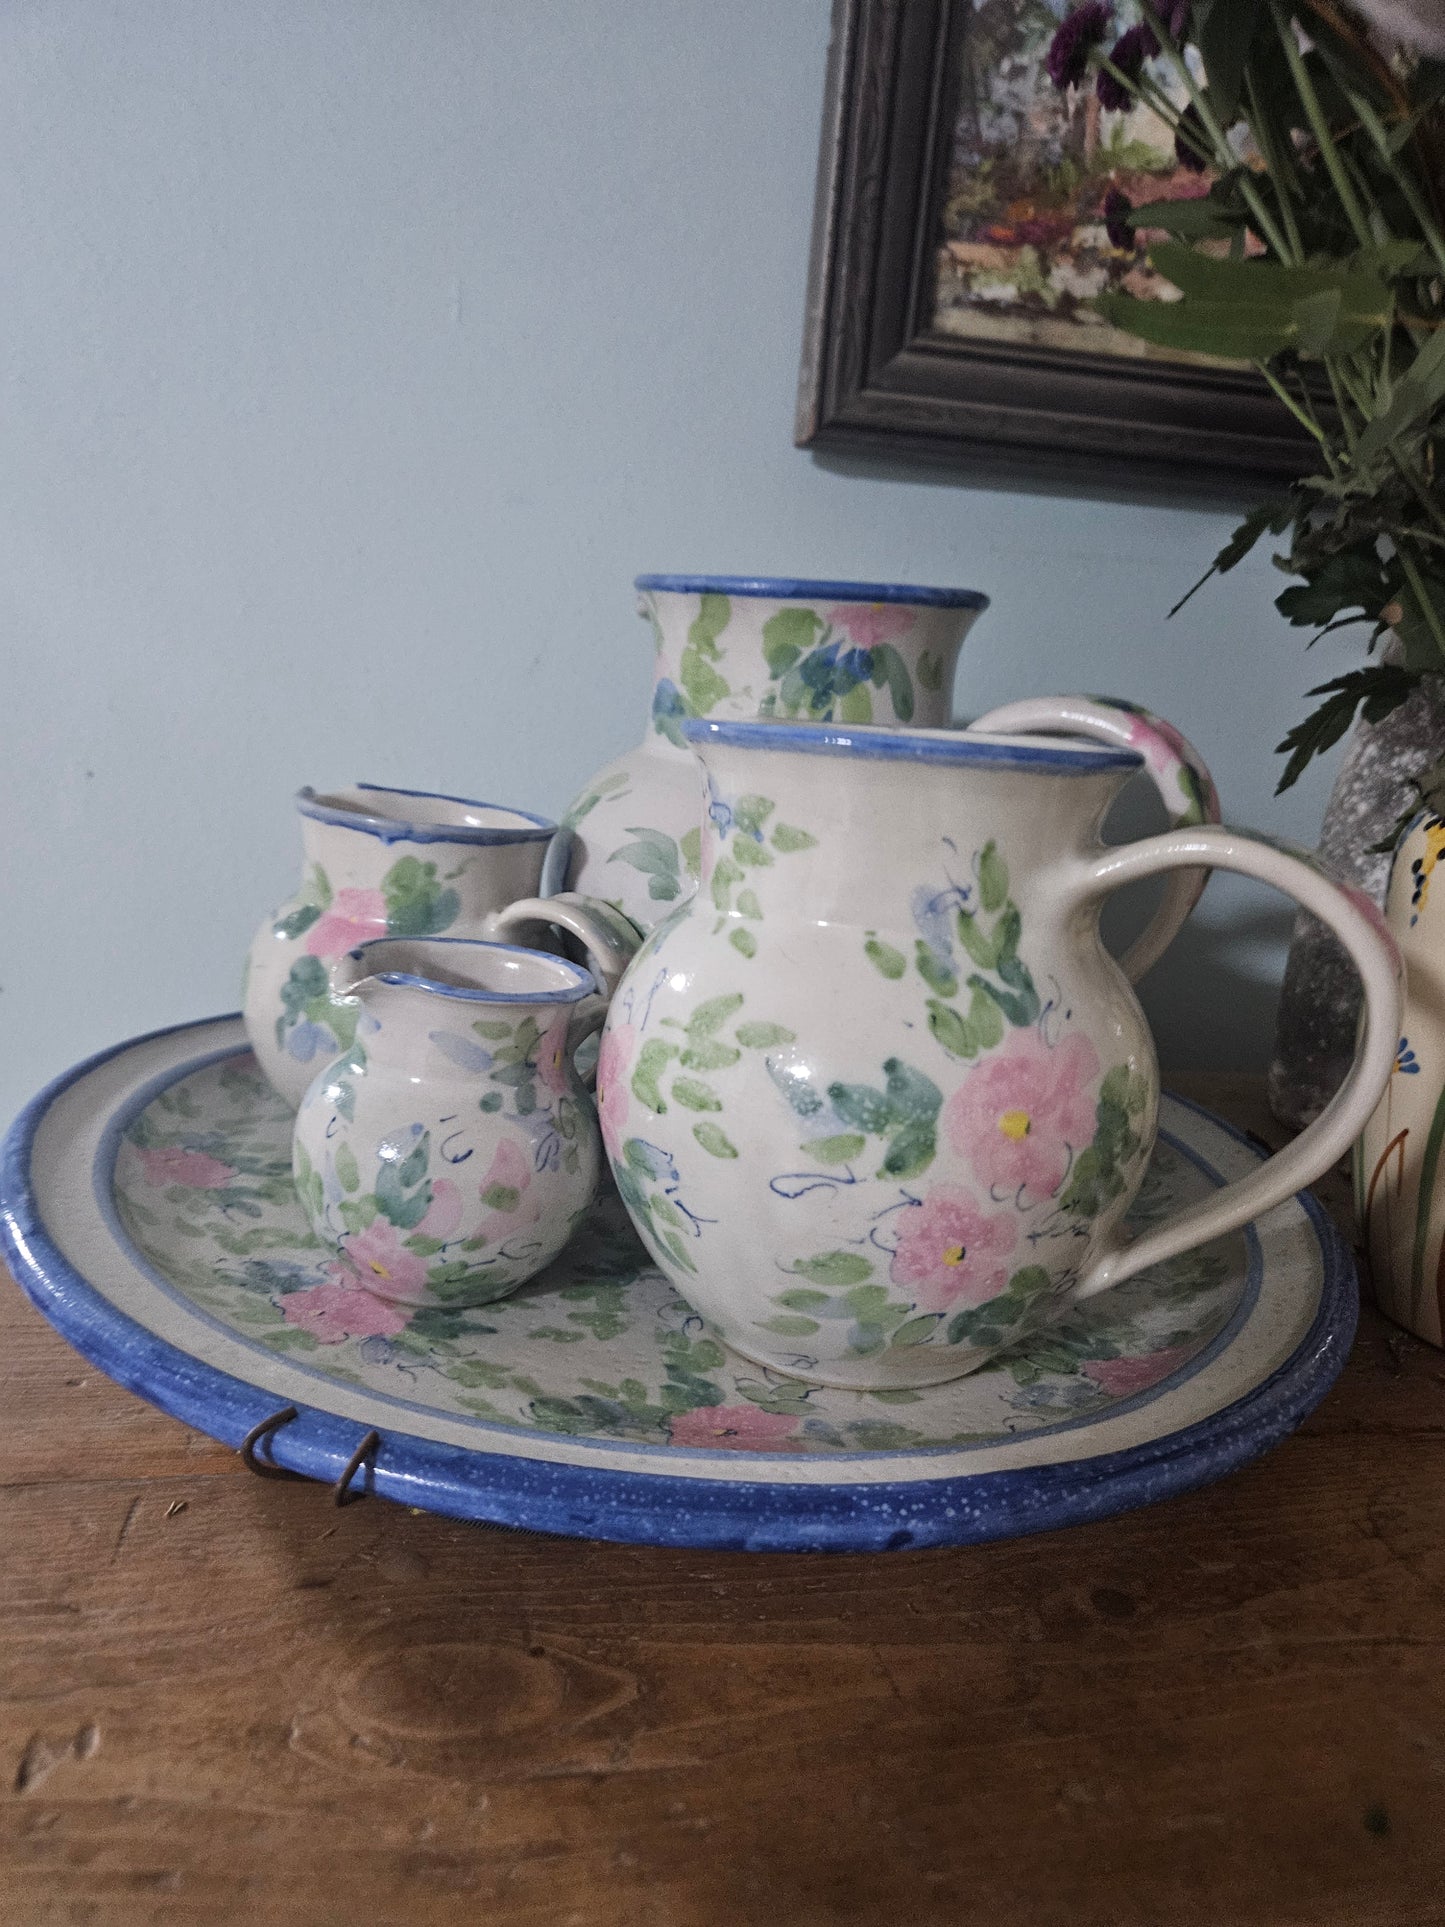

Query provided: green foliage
[1065,2,1445,777]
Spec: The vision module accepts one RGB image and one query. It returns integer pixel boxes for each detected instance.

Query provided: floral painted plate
[1,1016,1355,1552]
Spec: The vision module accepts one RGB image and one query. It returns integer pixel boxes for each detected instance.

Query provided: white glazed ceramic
[1357,807,1445,1344]
[293,938,624,1309]
[244,784,635,1110]
[549,575,989,932]
[597,716,1401,1390]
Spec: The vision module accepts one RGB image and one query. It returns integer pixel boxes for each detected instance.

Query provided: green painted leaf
[955,908,1001,970]
[478,1091,503,1113]
[791,1250,874,1286]
[383,856,460,938]
[880,1122,936,1179]
[631,1038,679,1111]
[732,837,774,870]
[473,1019,513,1040]
[334,1142,360,1195]
[915,942,958,997]
[692,1121,738,1158]
[917,648,944,692]
[688,993,744,1037]
[870,642,914,722]
[771,823,817,853]
[809,1132,866,1164]
[777,1288,830,1310]
[828,1081,892,1134]
[273,902,322,941]
[396,1135,429,1189]
[865,937,907,980]
[672,1077,722,1112]
[762,607,822,677]
[735,1021,796,1048]
[730,927,758,959]
[838,682,873,724]
[977,840,1008,914]
[679,826,702,878]
[481,1183,520,1211]
[927,1000,977,1060]
[891,1313,944,1348]
[883,1057,942,1123]
[758,1314,821,1336]
[733,794,775,838]
[680,1039,741,1071]
[737,888,763,919]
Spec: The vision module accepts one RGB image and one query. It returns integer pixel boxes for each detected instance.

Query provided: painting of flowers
[931,0,1220,360]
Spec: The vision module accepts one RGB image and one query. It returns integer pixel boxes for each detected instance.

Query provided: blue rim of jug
[296,783,556,846]
[634,574,989,610]
[682,718,1144,776]
[346,936,598,1005]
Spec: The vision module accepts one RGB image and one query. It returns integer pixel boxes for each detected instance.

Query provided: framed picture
[795,0,1315,487]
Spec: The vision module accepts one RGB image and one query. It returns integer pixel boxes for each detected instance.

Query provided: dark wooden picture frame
[795,0,1315,489]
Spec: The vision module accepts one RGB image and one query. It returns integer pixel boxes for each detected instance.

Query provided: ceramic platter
[1,1016,1355,1553]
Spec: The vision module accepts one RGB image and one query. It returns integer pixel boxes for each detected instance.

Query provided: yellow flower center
[998,1108,1031,1141]
[942,1243,967,1267]
[368,1260,392,1280]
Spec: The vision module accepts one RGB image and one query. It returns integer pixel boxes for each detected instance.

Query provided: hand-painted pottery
[1356,806,1445,1344]
[1,1015,1358,1551]
[293,939,615,1309]
[598,716,1401,1390]
[547,575,989,933]
[244,785,631,1112]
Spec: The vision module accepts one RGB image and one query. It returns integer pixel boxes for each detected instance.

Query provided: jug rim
[682,718,1144,776]
[342,936,597,1004]
[634,573,989,611]
[297,783,556,846]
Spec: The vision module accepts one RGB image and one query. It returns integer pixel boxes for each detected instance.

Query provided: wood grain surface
[3,1079,1443,1927]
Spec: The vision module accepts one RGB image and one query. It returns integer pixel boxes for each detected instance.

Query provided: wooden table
[3,1078,1443,1926]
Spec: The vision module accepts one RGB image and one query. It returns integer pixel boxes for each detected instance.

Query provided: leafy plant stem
[1396,544,1445,669]
[1345,86,1445,279]
[1271,1,1374,250]
[1256,360,1333,453]
[1245,73,1304,260]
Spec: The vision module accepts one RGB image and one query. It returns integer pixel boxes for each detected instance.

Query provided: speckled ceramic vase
[546,575,989,932]
[1356,805,1445,1345]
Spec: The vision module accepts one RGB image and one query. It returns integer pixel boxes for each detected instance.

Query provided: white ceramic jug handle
[969,696,1221,984]
[480,893,642,999]
[1063,824,1401,1303]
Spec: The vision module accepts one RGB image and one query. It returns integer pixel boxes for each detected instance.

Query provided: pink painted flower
[1082,1343,1193,1397]
[137,1145,237,1190]
[305,887,387,961]
[889,1183,1018,1311]
[827,603,916,648]
[473,1136,542,1244]
[279,1279,411,1344]
[945,1030,1101,1202]
[415,1176,462,1242]
[668,1404,802,1450]
[329,1214,430,1303]
[596,1023,635,1162]
[536,1015,570,1097]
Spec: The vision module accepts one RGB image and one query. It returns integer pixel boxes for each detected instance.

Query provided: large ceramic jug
[244,784,633,1109]
[596,716,1400,1390]
[546,575,989,931]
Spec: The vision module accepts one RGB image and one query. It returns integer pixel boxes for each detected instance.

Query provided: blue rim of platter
[684,717,1145,777]
[0,1018,1356,1554]
[296,783,556,846]
[635,574,990,610]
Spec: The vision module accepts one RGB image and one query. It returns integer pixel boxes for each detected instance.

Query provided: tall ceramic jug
[596,716,1400,1390]
[244,784,634,1108]
[1356,804,1445,1344]
[546,575,989,931]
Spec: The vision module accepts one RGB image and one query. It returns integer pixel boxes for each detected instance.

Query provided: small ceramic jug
[293,934,635,1309]
[547,575,989,932]
[597,713,1400,1390]
[1356,805,1445,1344]
[244,783,630,1109]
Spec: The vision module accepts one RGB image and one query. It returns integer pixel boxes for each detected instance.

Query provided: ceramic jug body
[552,576,988,933]
[244,785,556,1108]
[292,939,605,1311]
[597,721,1400,1390]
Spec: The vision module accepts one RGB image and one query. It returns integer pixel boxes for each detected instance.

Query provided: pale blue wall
[0,0,1361,1127]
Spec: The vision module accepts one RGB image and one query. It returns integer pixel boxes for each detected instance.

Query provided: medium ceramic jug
[1356,805,1445,1344]
[596,715,1400,1390]
[546,575,989,931]
[244,784,630,1109]
[293,938,621,1312]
